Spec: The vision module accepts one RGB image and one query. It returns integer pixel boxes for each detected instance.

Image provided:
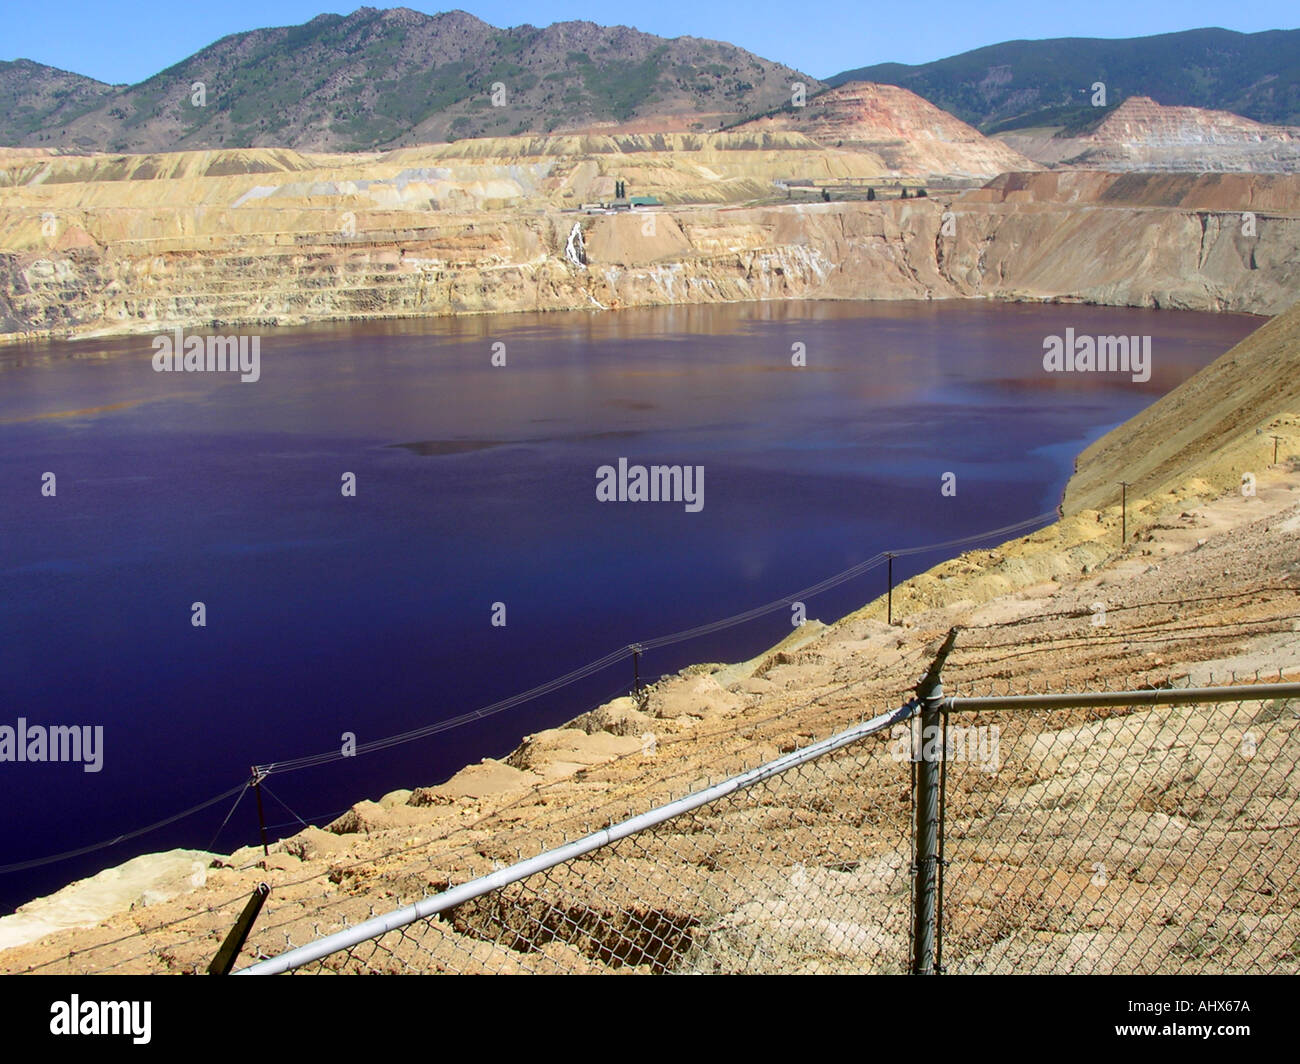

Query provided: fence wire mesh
[262,725,914,974]
[938,691,1300,974]
[227,678,1300,976]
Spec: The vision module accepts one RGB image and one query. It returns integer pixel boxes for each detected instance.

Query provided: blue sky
[5,1,1297,85]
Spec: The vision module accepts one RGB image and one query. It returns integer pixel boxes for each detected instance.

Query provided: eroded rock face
[2,141,1298,343]
[7,187,1298,343]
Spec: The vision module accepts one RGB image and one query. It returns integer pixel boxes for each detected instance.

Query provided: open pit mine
[4,83,1297,342]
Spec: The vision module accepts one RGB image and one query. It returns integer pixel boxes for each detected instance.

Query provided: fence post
[887,552,895,625]
[912,627,958,974]
[250,766,270,857]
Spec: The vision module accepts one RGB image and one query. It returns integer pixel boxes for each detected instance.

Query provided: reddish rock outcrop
[998,96,1300,173]
[736,82,1041,177]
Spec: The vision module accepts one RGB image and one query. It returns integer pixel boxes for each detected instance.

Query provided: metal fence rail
[236,674,1300,975]
[239,701,915,974]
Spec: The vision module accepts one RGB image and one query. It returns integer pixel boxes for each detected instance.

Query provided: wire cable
[206,782,251,852]
[0,782,248,876]
[5,509,1059,874]
[257,509,1058,777]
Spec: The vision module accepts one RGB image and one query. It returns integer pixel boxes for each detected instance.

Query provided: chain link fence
[238,704,916,974]
[937,686,1300,974]
[235,674,1300,976]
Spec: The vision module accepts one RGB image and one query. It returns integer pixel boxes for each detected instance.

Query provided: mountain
[828,27,1300,133]
[0,60,119,144]
[732,82,1039,177]
[3,7,821,153]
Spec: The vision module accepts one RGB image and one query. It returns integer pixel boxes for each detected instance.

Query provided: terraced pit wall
[2,169,1299,341]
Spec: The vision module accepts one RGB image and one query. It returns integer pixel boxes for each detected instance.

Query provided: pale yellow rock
[0,848,213,952]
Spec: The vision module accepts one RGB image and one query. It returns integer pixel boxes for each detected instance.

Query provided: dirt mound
[734,82,1040,177]
[1093,97,1300,146]
[582,211,693,265]
[998,97,1300,173]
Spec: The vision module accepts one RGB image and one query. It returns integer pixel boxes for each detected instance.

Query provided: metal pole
[912,627,958,974]
[944,680,1300,714]
[887,552,894,626]
[912,684,941,973]
[1271,435,1283,465]
[1120,481,1129,543]
[240,698,918,974]
[208,883,270,975]
[251,767,269,857]
[631,644,641,698]
[935,709,949,976]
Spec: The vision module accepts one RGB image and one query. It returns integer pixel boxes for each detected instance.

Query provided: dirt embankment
[1064,299,1300,514]
[1,299,1297,974]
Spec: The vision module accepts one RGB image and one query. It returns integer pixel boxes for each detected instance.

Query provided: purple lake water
[0,299,1263,911]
